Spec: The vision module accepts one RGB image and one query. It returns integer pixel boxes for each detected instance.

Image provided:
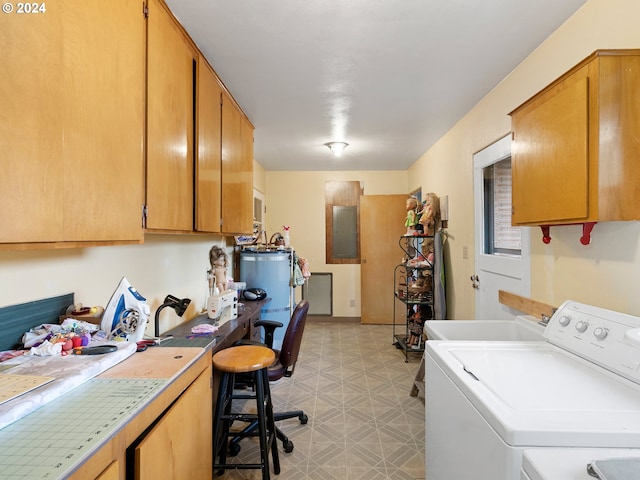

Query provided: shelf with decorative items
[393,234,435,363]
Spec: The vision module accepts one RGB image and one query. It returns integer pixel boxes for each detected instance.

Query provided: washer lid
[426,341,640,447]
[451,346,639,411]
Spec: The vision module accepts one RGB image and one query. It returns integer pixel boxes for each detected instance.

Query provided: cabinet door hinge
[142,205,148,228]
[219,218,223,227]
[142,2,148,18]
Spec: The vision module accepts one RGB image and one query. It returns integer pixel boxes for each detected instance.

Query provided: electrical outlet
[350,299,356,307]
[463,246,469,259]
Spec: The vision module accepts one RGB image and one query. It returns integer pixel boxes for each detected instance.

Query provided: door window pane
[483,159,521,256]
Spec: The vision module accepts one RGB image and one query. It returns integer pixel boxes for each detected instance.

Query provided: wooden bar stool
[212,345,280,479]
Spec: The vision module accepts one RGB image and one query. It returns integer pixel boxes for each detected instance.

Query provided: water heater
[239,250,293,350]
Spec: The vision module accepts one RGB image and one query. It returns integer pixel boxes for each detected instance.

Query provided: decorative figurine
[419,192,440,235]
[407,309,424,347]
[209,245,229,293]
[422,237,435,264]
[405,197,419,234]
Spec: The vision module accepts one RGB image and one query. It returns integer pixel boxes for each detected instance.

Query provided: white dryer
[424,300,640,480]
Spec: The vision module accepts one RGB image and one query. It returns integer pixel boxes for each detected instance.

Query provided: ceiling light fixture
[324,141,349,157]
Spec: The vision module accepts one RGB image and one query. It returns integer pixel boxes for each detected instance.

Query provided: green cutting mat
[0,377,166,479]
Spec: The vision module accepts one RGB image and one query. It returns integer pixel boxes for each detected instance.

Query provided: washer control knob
[593,327,608,340]
[575,320,589,333]
[559,315,571,327]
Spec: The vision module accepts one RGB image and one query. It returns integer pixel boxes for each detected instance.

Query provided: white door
[473,134,530,319]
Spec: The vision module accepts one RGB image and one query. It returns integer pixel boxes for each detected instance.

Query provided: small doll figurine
[407,309,424,347]
[209,245,229,293]
[422,237,435,264]
[419,193,440,235]
[405,197,419,234]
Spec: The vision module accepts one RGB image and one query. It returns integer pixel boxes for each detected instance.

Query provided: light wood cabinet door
[63,0,145,241]
[0,0,144,244]
[237,113,255,233]
[221,93,253,234]
[195,58,222,233]
[511,71,589,225]
[95,460,119,480]
[134,365,212,480]
[146,0,196,231]
[0,6,64,243]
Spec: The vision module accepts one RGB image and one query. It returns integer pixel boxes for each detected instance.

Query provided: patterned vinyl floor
[218,319,425,479]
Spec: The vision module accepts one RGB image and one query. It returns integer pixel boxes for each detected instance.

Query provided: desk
[161,298,269,352]
[0,299,267,479]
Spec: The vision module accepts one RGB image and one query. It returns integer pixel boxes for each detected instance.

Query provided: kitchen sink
[424,315,545,341]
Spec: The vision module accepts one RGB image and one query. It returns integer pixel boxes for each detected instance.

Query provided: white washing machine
[424,300,640,480]
[521,448,640,480]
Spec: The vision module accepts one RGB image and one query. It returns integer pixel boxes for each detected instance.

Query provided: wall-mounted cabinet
[510,49,640,227]
[0,0,145,247]
[145,0,196,232]
[195,58,223,233]
[146,0,253,235]
[221,92,254,234]
[1,0,256,248]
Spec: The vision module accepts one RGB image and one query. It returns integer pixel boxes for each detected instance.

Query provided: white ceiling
[165,0,588,171]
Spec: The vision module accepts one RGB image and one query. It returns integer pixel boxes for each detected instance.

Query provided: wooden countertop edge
[66,348,210,480]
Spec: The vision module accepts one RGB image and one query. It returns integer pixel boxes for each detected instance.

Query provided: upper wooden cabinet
[145,0,196,232]
[0,0,145,246]
[195,57,254,235]
[510,50,640,226]
[195,58,223,233]
[221,93,254,234]
[146,0,254,235]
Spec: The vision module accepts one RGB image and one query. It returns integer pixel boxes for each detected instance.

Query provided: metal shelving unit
[393,235,435,362]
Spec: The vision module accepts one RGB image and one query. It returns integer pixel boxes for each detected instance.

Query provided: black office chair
[229,300,310,455]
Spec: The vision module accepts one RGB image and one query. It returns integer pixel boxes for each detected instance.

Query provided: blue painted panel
[0,293,74,351]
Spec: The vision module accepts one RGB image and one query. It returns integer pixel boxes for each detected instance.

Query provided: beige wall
[0,235,233,335]
[264,171,408,317]
[408,0,640,318]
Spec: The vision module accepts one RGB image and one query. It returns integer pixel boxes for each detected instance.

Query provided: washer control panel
[544,300,640,384]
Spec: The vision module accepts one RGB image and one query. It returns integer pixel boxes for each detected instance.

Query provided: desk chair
[230,300,310,455]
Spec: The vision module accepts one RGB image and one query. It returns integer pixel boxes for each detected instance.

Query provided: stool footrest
[214,463,266,470]
[223,413,261,422]
[232,393,259,400]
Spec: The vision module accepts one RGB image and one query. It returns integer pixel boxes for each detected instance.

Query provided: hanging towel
[291,252,310,287]
[433,230,446,320]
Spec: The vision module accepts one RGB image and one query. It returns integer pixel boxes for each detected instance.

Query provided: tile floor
[219,319,425,479]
